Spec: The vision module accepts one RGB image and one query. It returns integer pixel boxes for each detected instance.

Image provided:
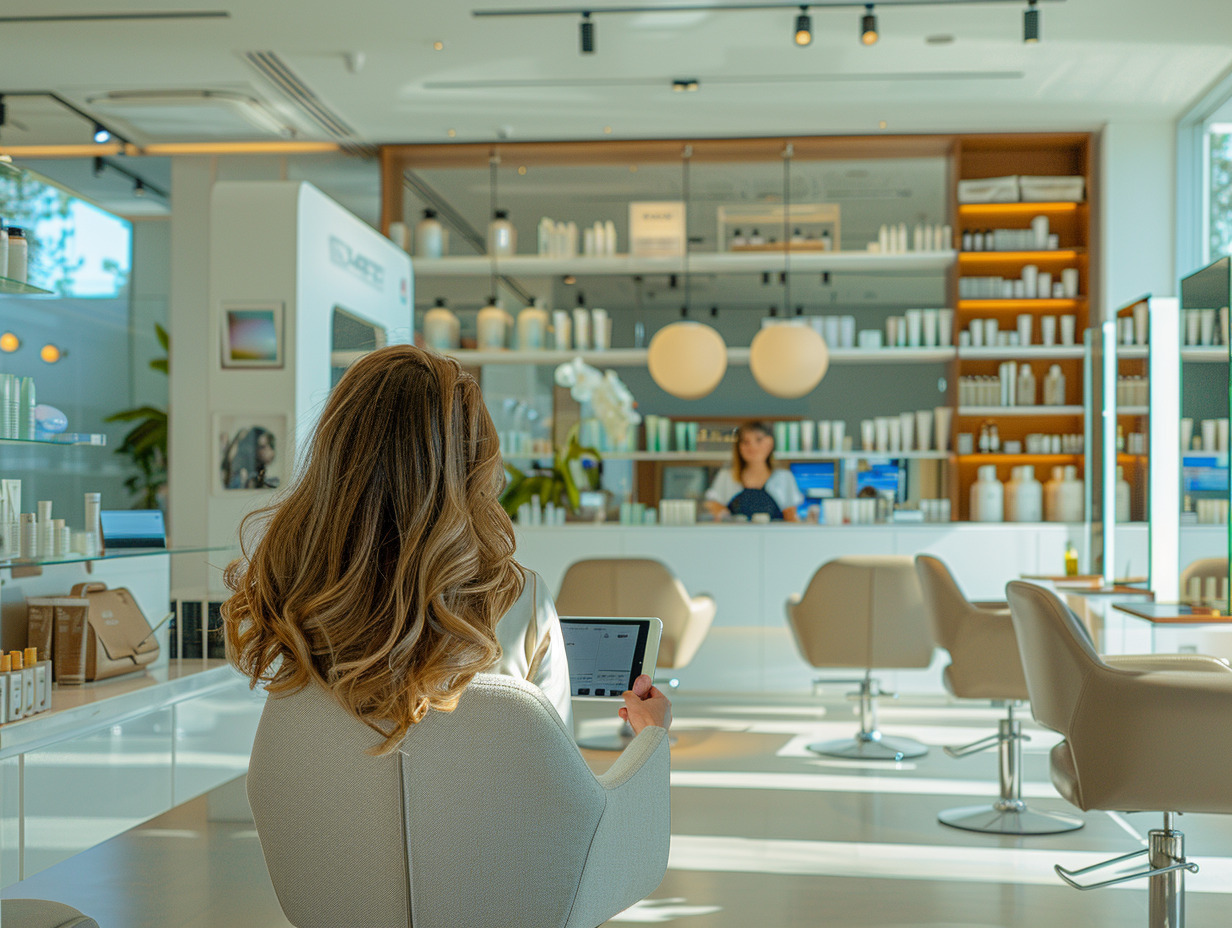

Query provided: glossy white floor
[6,689,1231,927]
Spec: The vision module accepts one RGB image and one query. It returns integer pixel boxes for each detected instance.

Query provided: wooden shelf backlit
[958,298,1086,313]
[958,202,1086,217]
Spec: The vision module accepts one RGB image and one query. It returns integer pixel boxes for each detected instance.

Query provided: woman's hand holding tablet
[619,674,673,734]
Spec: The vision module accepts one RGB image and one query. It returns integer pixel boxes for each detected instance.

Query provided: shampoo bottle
[414,209,446,258]
[1116,466,1132,522]
[423,298,461,352]
[4,653,23,721]
[970,465,1004,523]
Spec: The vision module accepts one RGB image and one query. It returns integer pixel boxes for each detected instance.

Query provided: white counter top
[0,660,244,758]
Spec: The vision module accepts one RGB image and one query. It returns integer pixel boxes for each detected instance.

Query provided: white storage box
[957,175,1020,204]
[1020,175,1085,203]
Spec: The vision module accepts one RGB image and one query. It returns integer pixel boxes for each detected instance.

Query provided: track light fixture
[579,12,595,53]
[794,6,812,46]
[861,4,879,45]
[92,122,111,144]
[133,178,146,198]
[1023,0,1040,43]
[92,157,104,177]
[671,79,700,92]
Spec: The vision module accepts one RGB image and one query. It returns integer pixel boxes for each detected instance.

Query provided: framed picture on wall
[221,302,283,368]
[215,414,286,494]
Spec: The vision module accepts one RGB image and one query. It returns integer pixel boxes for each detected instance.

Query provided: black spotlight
[861,4,879,45]
[795,6,812,46]
[92,122,111,144]
[92,157,105,177]
[1024,0,1040,43]
[580,12,595,54]
[133,178,146,198]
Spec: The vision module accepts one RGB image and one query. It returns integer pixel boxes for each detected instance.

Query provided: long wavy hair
[223,345,524,753]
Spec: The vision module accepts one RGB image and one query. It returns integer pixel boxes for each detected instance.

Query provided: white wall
[1100,121,1179,315]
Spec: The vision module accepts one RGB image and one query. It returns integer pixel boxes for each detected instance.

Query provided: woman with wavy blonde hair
[224,345,672,754]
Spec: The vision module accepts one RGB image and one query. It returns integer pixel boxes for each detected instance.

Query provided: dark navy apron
[728,487,784,521]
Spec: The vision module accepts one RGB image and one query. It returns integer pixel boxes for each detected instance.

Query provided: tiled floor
[7,689,1231,927]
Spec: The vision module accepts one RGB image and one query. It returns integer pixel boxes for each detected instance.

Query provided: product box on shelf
[629,201,686,258]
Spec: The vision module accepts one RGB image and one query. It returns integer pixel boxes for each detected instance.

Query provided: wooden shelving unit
[950,134,1096,520]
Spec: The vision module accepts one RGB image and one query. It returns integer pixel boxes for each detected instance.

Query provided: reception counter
[515,523,1228,694]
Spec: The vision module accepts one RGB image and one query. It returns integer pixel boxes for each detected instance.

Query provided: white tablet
[558,616,662,699]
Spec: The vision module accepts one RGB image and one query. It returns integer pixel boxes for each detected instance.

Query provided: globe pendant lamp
[647,321,728,400]
[750,323,829,398]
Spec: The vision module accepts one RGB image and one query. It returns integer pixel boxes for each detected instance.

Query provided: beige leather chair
[557,558,716,750]
[1007,580,1232,928]
[786,556,934,760]
[556,558,716,672]
[916,555,1082,835]
[1180,556,1228,602]
[2,901,99,928]
[248,674,670,928]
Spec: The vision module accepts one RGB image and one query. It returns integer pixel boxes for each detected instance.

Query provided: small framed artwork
[215,414,286,493]
[221,302,283,368]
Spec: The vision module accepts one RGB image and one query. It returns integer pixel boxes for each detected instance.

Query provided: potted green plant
[105,323,168,510]
[500,427,600,517]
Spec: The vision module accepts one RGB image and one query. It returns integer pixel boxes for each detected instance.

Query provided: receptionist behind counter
[704,420,804,522]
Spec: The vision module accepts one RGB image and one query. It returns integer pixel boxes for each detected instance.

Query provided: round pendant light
[749,323,829,398]
[647,321,728,400]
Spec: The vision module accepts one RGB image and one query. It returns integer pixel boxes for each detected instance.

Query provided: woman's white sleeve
[769,470,805,510]
[530,579,575,733]
[704,468,735,504]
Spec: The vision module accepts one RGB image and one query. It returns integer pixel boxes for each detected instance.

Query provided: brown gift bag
[64,583,160,683]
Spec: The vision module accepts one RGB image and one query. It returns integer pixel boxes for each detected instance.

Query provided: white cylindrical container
[1060,315,1076,346]
[423,301,461,351]
[572,307,591,351]
[1052,465,1084,523]
[1061,268,1080,298]
[840,315,856,348]
[1031,215,1050,249]
[922,309,938,347]
[1017,314,1032,346]
[933,406,951,451]
[476,300,510,350]
[861,420,876,451]
[1201,308,1217,346]
[487,210,516,256]
[800,420,815,452]
[552,310,571,350]
[6,228,28,284]
[905,309,923,347]
[915,409,933,451]
[938,309,954,346]
[1185,310,1200,346]
[414,209,446,258]
[591,308,611,350]
[1037,271,1052,300]
[84,492,101,541]
[1041,315,1057,346]
[1006,466,1043,522]
[970,465,1004,523]
[517,300,549,350]
[20,513,36,559]
[1134,302,1150,345]
[1021,265,1039,296]
[983,318,998,347]
[899,412,915,453]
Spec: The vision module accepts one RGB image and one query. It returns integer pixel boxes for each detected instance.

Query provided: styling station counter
[515,523,1228,695]
[0,660,264,891]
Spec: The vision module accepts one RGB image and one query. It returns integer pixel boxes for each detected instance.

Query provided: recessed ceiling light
[0,332,19,352]
[926,34,955,45]
[879,120,888,130]
[517,165,527,175]
[603,126,613,134]
[629,165,639,173]
[447,128,457,137]
[671,79,700,92]
[433,40,444,51]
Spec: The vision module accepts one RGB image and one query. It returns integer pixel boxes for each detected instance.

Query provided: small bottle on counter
[487,210,516,257]
[6,227,27,283]
[3,652,23,721]
[1064,541,1080,577]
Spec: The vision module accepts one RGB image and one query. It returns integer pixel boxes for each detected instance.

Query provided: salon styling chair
[556,558,716,750]
[248,674,670,928]
[1007,580,1232,928]
[1,901,99,928]
[786,556,934,760]
[915,555,1082,835]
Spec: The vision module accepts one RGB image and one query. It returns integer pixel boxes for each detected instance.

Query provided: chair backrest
[787,556,934,670]
[1005,581,1103,735]
[1181,557,1229,588]
[555,558,695,667]
[248,674,614,928]
[913,555,971,650]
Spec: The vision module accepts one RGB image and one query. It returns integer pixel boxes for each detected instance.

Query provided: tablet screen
[559,617,658,698]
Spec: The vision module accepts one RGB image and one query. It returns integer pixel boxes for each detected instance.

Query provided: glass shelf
[0,433,107,447]
[1,545,232,570]
[0,276,52,296]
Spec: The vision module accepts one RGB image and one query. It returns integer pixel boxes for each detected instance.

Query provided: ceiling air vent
[242,50,364,150]
[84,90,294,140]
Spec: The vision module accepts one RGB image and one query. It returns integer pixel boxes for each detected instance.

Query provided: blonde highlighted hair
[223,345,524,753]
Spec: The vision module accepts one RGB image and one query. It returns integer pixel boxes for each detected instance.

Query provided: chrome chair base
[808,731,929,761]
[939,801,1085,835]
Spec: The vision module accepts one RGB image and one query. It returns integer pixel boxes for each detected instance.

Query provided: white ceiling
[0,0,1231,152]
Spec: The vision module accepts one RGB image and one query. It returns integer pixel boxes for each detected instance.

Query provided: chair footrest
[1055,850,1199,891]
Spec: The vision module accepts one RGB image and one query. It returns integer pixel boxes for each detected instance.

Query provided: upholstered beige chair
[248,674,670,928]
[786,556,934,760]
[916,555,1083,835]
[555,558,716,672]
[557,558,716,750]
[2,901,99,928]
[1007,580,1232,928]
[1180,557,1228,602]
